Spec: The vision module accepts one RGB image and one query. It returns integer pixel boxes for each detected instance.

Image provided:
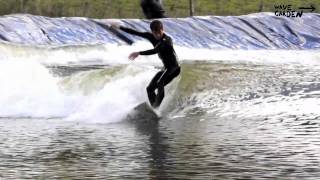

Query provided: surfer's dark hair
[150,20,163,32]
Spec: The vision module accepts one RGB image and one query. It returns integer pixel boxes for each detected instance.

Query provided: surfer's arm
[129,46,159,60]
[119,26,152,40]
[129,43,162,60]
[139,39,168,55]
[139,49,158,55]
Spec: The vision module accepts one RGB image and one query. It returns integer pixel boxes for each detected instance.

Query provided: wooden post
[20,0,24,12]
[189,0,194,16]
[259,0,264,12]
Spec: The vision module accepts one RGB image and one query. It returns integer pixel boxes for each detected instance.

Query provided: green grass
[0,0,318,18]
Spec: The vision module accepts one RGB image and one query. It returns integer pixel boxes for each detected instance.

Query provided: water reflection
[129,118,169,179]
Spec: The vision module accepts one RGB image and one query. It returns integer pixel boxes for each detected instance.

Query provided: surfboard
[131,102,160,120]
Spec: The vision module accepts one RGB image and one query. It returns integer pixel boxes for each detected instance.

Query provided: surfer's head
[150,20,164,40]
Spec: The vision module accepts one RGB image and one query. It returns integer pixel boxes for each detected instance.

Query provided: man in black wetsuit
[113,20,180,108]
[140,0,167,19]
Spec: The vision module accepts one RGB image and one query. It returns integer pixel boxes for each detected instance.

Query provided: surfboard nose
[127,102,160,122]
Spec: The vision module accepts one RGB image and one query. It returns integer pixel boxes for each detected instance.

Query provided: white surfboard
[132,102,161,120]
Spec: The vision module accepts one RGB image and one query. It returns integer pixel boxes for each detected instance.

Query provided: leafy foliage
[0,0,318,18]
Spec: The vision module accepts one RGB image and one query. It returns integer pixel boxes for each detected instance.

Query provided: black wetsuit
[140,0,167,19]
[120,26,180,107]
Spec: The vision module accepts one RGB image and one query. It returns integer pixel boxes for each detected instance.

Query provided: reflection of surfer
[112,20,180,108]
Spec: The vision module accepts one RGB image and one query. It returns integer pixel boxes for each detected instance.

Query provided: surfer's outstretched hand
[129,52,139,60]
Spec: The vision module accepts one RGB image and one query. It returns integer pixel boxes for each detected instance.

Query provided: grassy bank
[0,0,318,18]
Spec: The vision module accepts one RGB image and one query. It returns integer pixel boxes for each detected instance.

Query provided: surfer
[140,0,167,19]
[112,20,180,108]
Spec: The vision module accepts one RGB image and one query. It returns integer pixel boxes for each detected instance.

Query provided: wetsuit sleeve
[119,26,152,40]
[139,37,172,55]
[139,46,159,55]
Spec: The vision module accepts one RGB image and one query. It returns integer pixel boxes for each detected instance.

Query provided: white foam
[1,42,320,66]
[175,46,320,66]
[215,95,320,119]
[68,66,155,123]
[0,41,319,121]
[0,60,78,118]
[0,58,156,123]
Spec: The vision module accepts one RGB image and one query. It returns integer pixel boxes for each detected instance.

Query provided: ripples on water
[1,61,320,179]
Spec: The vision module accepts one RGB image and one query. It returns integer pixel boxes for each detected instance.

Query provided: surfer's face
[152,29,164,40]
